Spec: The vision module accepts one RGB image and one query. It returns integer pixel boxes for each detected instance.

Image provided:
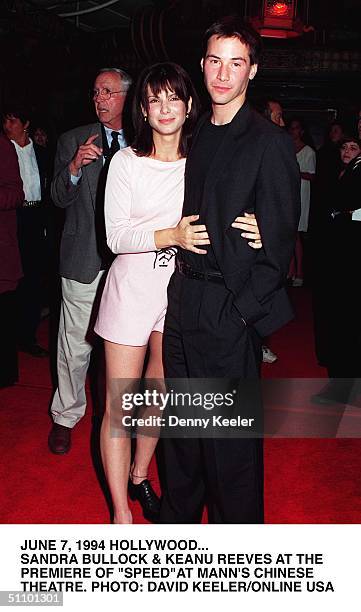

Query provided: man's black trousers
[160,271,264,524]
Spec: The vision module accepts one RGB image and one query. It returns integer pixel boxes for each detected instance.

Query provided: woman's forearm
[154,227,177,249]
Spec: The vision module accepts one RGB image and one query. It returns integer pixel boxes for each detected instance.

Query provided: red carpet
[0,287,360,523]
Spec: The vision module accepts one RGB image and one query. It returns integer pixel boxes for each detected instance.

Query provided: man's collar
[211,100,249,127]
[12,138,33,150]
[103,125,123,135]
[193,101,251,145]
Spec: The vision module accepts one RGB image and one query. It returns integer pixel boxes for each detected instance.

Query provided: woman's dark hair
[320,119,347,146]
[2,106,30,126]
[202,15,262,66]
[339,135,361,148]
[287,115,315,148]
[132,62,200,158]
[328,120,347,136]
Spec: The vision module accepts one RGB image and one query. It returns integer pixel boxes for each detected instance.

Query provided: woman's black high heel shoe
[128,475,161,523]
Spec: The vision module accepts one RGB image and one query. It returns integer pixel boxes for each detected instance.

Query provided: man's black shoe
[19,343,49,358]
[311,382,352,406]
[48,424,72,454]
[128,479,160,522]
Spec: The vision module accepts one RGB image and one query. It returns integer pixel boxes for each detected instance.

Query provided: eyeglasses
[92,87,127,100]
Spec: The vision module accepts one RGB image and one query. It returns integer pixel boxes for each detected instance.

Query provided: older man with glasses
[48,67,132,454]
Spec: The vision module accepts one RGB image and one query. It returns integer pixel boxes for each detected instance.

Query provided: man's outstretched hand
[69,134,103,177]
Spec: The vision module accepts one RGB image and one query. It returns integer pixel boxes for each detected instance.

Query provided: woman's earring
[186,113,189,119]
[144,115,147,122]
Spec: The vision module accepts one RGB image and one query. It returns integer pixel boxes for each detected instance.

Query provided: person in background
[30,121,58,327]
[309,119,346,367]
[262,99,285,127]
[309,120,346,234]
[317,120,345,183]
[2,107,50,358]
[311,135,361,404]
[33,127,48,148]
[0,133,24,388]
[31,122,57,168]
[258,98,287,364]
[48,68,132,455]
[329,121,346,147]
[287,116,316,287]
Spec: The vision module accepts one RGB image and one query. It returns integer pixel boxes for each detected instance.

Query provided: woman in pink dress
[95,62,261,524]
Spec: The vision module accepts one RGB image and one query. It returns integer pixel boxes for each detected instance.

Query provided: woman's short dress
[94,147,185,346]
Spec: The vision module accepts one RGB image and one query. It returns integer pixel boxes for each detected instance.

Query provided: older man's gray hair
[98,67,133,91]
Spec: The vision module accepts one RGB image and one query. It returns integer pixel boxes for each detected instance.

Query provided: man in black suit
[160,17,300,523]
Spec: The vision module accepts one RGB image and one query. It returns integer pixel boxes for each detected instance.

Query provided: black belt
[330,209,353,220]
[23,200,42,208]
[177,260,224,284]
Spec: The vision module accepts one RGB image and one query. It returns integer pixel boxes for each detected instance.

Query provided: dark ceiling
[25,0,151,33]
[3,0,361,35]
[1,1,360,131]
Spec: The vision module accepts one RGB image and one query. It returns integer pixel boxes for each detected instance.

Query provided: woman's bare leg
[101,341,147,524]
[131,331,164,484]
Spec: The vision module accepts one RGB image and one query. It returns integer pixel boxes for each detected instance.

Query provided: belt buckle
[192,268,204,281]
[23,200,41,208]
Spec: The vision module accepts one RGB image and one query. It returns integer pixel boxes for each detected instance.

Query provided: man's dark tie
[110,131,120,158]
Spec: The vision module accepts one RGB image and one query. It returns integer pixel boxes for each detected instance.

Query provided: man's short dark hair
[202,15,262,66]
[260,99,282,120]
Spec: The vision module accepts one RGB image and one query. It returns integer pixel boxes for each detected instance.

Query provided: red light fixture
[252,0,304,39]
[266,1,293,19]
[264,0,295,29]
[271,2,288,16]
